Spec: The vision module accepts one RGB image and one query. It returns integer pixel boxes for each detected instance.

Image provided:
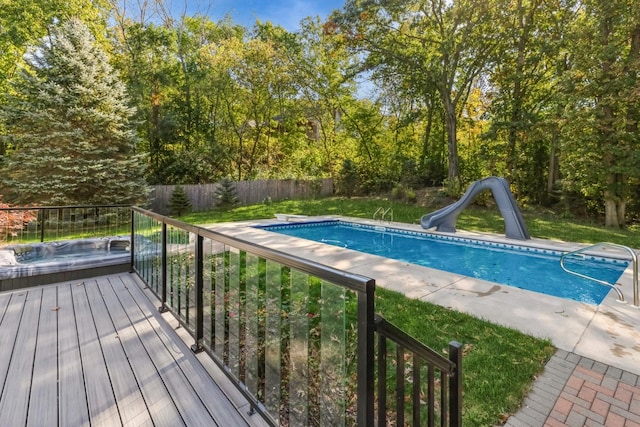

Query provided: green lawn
[181,196,639,248]
[178,196,622,425]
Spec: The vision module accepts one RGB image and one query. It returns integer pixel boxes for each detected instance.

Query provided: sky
[183,0,347,31]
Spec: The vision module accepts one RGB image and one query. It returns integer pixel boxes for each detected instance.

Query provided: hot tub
[0,237,132,291]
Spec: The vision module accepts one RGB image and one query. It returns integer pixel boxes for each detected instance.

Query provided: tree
[0,18,148,205]
[214,177,239,209]
[334,0,505,192]
[168,185,192,216]
[0,0,110,158]
[337,159,359,198]
[561,0,640,227]
[483,0,570,203]
[205,28,302,180]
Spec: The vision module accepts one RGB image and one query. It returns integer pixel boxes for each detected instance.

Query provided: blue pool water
[256,221,629,304]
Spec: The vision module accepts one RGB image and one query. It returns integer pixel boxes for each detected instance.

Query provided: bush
[0,197,38,241]
[337,159,359,198]
[391,184,418,204]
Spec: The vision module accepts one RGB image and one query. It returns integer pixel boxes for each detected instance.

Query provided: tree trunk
[507,0,526,183]
[599,16,623,228]
[442,94,460,187]
[420,107,434,172]
[604,196,619,228]
[603,170,626,228]
[547,136,559,192]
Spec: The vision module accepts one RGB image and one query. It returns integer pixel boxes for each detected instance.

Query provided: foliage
[333,0,507,188]
[214,177,240,209]
[337,159,359,198]
[559,0,640,227]
[0,18,148,205]
[168,185,192,217]
[0,197,37,241]
[391,184,417,204]
[2,0,640,226]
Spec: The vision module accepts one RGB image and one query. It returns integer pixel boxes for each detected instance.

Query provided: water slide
[420,177,531,240]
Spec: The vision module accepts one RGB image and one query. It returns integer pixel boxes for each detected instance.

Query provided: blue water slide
[420,177,530,240]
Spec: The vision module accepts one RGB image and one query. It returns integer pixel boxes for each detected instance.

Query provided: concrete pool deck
[208,215,640,377]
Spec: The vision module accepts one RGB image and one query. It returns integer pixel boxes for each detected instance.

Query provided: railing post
[159,222,169,313]
[357,279,376,426]
[376,330,387,427]
[448,341,463,427]
[39,208,45,242]
[191,234,204,353]
[129,209,135,272]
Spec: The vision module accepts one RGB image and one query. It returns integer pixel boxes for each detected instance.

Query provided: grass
[182,196,640,248]
[178,196,613,426]
[375,288,554,425]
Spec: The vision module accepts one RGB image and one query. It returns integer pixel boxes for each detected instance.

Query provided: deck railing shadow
[131,207,463,427]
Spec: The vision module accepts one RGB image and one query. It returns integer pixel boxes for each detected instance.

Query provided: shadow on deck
[0,272,269,427]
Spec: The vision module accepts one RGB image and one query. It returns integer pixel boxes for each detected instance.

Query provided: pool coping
[205,215,640,376]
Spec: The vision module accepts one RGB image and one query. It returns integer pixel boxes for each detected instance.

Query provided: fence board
[150,179,333,214]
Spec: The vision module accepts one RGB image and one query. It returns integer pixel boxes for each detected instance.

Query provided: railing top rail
[0,204,131,211]
[374,314,457,374]
[132,206,375,294]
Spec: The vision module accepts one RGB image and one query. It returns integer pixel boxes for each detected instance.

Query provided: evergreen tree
[0,18,148,205]
[214,178,239,209]
[168,185,192,217]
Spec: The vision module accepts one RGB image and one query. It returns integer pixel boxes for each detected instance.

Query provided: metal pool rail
[560,242,639,307]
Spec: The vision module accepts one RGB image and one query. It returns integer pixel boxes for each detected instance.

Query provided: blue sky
[185,0,346,31]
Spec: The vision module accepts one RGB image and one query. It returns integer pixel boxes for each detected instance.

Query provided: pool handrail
[381,207,393,223]
[560,242,638,307]
[373,207,384,221]
[373,207,393,223]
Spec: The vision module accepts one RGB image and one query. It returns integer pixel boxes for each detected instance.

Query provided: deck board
[85,277,153,427]
[122,274,253,426]
[0,292,27,400]
[28,286,60,427]
[99,276,187,427]
[111,277,218,427]
[0,273,257,427]
[72,282,121,426]
[0,288,41,426]
[57,283,91,426]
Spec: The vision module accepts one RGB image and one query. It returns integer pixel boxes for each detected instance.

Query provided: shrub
[0,197,38,241]
[338,159,358,198]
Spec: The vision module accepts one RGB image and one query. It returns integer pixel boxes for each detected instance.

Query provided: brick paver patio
[506,350,640,426]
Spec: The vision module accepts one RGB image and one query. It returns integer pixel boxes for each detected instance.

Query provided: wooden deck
[0,273,267,427]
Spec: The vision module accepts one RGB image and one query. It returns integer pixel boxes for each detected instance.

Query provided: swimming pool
[256,220,628,305]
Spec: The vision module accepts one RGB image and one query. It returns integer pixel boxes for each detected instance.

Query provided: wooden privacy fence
[150,178,333,214]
